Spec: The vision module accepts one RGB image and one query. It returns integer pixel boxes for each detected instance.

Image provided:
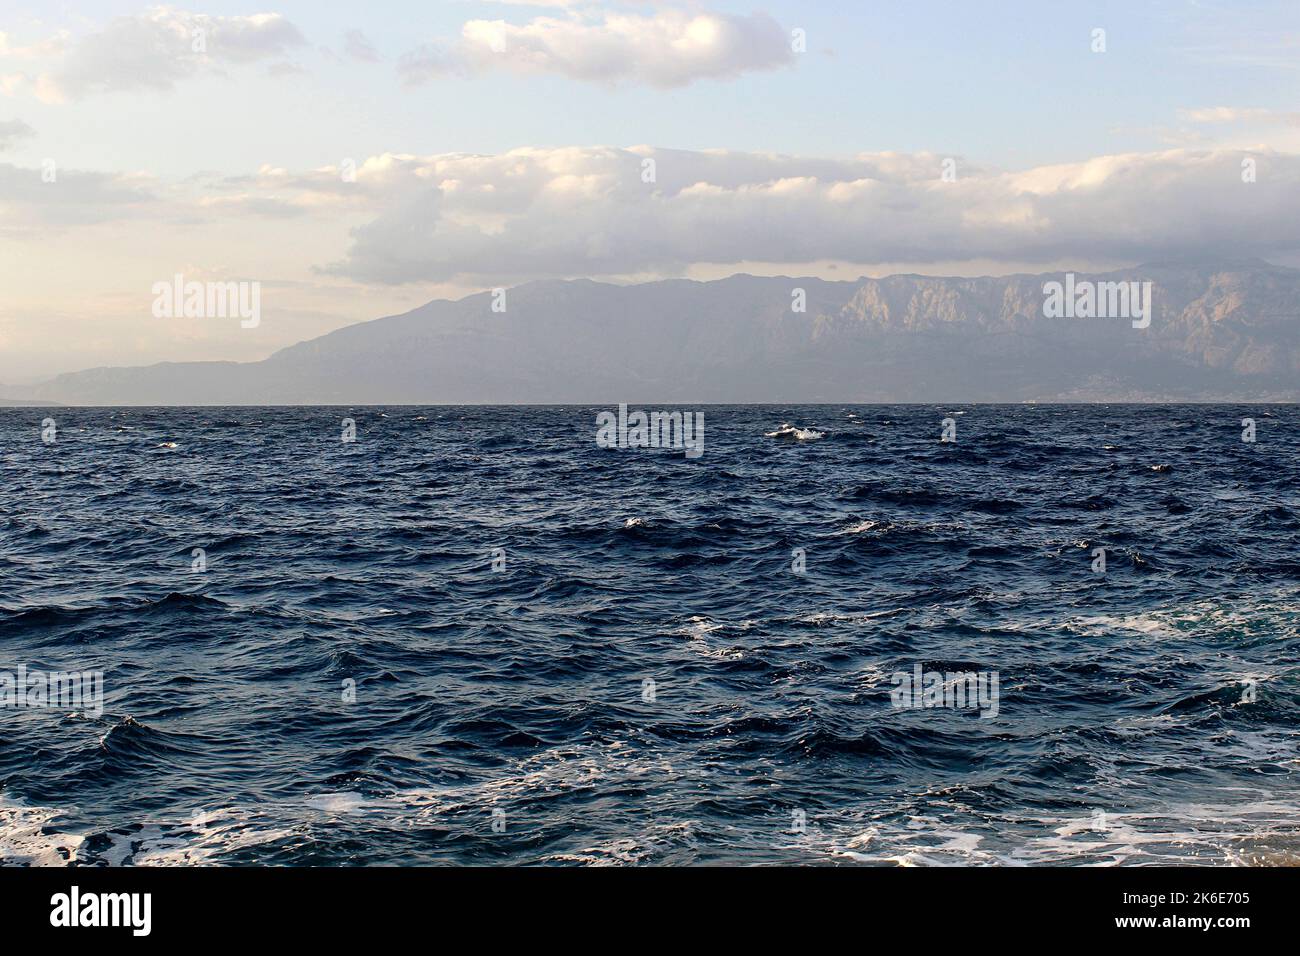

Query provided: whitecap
[765,423,825,440]
[0,798,85,865]
[836,519,881,535]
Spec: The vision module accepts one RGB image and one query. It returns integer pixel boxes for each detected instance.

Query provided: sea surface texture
[1,405,1297,866]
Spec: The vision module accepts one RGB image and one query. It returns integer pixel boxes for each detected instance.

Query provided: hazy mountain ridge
[15,261,1300,404]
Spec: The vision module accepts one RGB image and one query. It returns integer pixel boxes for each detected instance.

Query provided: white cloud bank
[2,146,1297,282]
[311,146,1300,284]
[3,8,304,102]
[4,7,788,97]
[398,10,794,88]
[1179,106,1300,126]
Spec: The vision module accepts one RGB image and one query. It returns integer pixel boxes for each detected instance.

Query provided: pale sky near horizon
[1,0,1298,382]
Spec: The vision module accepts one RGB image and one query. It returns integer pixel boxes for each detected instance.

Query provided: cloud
[397,45,460,84]
[0,29,70,59]
[27,8,305,102]
[0,162,157,234]
[399,9,794,88]
[6,146,1296,285]
[0,119,35,151]
[342,28,380,63]
[1179,106,1300,126]
[298,146,1300,284]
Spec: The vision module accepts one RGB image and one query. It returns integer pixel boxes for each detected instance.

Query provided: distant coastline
[5,261,1298,407]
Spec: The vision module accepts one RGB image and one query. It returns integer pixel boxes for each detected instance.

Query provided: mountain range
[7,259,1298,404]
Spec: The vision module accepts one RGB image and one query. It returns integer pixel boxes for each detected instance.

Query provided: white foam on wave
[855,662,892,690]
[816,791,1300,866]
[1016,797,1300,866]
[1068,613,1182,640]
[666,615,747,659]
[0,798,85,866]
[2,740,691,866]
[673,615,724,638]
[801,608,905,626]
[390,741,682,828]
[830,817,997,867]
[837,519,882,535]
[765,423,825,441]
[122,809,299,866]
[303,792,371,814]
[548,820,700,866]
[1065,595,1299,644]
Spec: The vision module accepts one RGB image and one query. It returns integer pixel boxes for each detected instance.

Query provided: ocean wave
[766,423,825,440]
[1,403,1296,865]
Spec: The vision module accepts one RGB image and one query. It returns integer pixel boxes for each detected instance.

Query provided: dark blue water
[1,405,1297,866]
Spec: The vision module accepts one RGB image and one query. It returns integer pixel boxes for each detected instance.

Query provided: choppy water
[1,404,1297,866]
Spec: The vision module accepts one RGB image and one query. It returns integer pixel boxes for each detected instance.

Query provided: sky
[1,0,1298,382]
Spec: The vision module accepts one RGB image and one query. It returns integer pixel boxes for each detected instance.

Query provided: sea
[0,404,1297,866]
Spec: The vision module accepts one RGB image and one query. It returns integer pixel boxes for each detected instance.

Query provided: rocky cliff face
[18,260,1300,404]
